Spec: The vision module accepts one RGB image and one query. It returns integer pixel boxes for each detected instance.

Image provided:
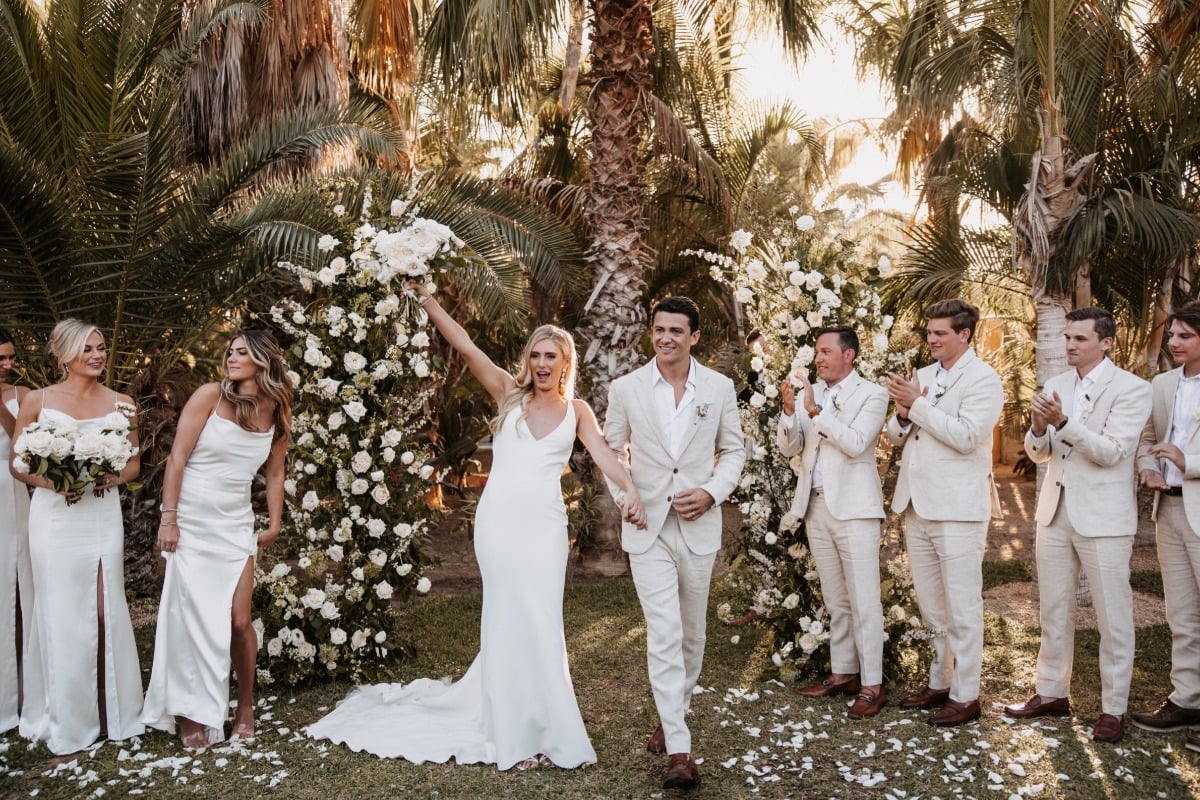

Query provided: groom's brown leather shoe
[662,753,700,790]
[646,725,666,754]
[1003,694,1071,719]
[797,674,860,698]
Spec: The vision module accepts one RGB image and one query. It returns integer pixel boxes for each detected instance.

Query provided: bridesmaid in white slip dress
[9,320,143,755]
[307,285,647,771]
[0,328,32,732]
[142,331,291,749]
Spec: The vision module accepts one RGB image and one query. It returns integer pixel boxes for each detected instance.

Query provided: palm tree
[0,0,397,387]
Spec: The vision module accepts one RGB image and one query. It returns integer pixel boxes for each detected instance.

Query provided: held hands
[619,490,648,530]
[885,370,924,418]
[673,488,715,522]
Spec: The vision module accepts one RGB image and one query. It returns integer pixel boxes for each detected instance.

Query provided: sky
[735,31,915,215]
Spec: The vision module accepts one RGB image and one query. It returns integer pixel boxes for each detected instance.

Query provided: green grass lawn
[2,578,1197,799]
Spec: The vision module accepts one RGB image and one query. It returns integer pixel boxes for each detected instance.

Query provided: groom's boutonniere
[696,403,711,420]
[932,383,948,403]
[832,396,844,412]
[1192,408,1200,424]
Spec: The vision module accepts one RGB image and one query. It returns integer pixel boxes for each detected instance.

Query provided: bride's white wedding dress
[307,402,597,770]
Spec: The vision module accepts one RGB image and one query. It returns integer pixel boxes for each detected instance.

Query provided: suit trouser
[904,509,987,702]
[1156,496,1200,708]
[1035,494,1134,714]
[628,514,716,755]
[806,492,884,685]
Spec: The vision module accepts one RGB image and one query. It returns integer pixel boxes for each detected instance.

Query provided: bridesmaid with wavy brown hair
[141,330,292,749]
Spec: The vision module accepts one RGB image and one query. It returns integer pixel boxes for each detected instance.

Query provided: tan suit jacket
[605,360,746,555]
[776,371,888,521]
[1026,361,1151,534]
[1138,367,1200,530]
[886,348,1003,521]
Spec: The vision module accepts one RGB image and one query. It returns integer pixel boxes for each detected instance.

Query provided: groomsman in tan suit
[886,299,1003,726]
[777,327,890,718]
[1004,307,1151,744]
[1132,300,1200,751]
[605,297,746,790]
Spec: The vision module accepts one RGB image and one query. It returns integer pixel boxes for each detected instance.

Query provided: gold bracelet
[160,521,179,527]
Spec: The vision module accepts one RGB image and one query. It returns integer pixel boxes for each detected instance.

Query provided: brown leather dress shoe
[1131,699,1200,732]
[662,753,700,790]
[1003,694,1071,719]
[899,686,950,710]
[928,698,981,726]
[647,724,666,754]
[1091,713,1125,743]
[797,674,861,698]
[848,688,887,720]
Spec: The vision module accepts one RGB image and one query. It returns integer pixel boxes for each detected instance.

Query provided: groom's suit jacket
[1138,367,1200,529]
[605,360,746,556]
[1026,360,1151,534]
[776,371,888,521]
[886,348,1004,522]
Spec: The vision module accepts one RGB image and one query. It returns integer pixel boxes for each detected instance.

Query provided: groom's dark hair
[651,296,700,333]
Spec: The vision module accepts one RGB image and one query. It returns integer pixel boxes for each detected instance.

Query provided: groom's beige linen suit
[1026,358,1150,714]
[1137,366,1200,709]
[886,348,1003,703]
[777,371,889,684]
[606,359,745,755]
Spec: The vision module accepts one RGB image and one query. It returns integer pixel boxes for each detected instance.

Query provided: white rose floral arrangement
[254,187,471,687]
[13,403,138,504]
[686,207,930,683]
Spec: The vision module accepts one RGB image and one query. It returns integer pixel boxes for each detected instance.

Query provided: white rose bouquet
[12,402,137,504]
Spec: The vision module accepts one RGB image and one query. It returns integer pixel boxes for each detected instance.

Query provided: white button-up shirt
[1165,371,1200,487]
[651,357,697,459]
[810,381,845,491]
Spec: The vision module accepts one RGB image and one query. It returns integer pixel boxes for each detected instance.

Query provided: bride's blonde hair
[491,325,576,434]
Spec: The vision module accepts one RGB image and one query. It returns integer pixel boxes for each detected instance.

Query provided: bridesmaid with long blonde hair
[11,320,144,754]
[142,330,291,748]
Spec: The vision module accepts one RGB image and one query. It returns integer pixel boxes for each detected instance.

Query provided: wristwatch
[808,404,822,419]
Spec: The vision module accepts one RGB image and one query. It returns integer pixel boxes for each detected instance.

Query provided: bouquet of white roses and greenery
[74,403,139,498]
[13,404,138,505]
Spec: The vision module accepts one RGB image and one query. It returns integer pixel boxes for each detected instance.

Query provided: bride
[307,286,646,770]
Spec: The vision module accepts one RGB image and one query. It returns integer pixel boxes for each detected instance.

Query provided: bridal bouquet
[12,404,138,504]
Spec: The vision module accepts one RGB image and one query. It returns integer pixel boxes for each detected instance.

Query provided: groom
[605,296,746,790]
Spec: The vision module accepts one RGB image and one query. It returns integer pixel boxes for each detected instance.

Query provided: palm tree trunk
[579,0,654,411]
[1015,96,1097,606]
[558,0,586,115]
[576,0,654,560]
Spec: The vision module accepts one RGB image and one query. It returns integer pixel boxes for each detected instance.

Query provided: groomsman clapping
[777,327,890,718]
[1003,307,1152,744]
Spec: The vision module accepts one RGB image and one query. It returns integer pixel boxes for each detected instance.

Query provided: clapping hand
[1030,390,1065,435]
[886,370,924,418]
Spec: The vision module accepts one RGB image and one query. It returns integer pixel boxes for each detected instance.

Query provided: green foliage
[0,0,398,387]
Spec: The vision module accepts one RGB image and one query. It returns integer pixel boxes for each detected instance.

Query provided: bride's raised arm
[408,282,515,407]
[572,398,647,529]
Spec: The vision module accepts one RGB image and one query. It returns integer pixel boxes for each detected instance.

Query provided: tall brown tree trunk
[575,0,654,560]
